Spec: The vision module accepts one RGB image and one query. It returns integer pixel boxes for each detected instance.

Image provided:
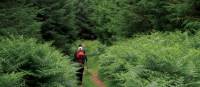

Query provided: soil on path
[91,71,106,87]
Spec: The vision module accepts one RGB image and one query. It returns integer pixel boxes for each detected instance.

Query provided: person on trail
[74,44,87,85]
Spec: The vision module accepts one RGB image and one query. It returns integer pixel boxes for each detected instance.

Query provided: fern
[0,37,78,87]
[98,31,200,87]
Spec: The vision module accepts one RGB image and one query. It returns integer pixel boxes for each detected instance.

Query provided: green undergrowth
[83,70,97,87]
[0,37,78,87]
[98,31,200,87]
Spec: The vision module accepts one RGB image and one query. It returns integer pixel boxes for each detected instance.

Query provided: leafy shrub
[98,31,200,87]
[0,73,24,87]
[0,37,77,87]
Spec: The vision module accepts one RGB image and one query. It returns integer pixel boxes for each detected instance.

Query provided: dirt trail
[91,71,106,87]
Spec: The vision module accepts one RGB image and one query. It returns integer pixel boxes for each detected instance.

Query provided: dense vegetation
[0,0,200,87]
[0,37,77,87]
[1,0,200,48]
[98,31,200,87]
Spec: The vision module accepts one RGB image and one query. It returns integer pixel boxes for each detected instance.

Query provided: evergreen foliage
[1,0,200,47]
[0,0,41,38]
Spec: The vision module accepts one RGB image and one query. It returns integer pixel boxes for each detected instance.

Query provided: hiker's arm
[84,55,87,63]
[84,50,87,63]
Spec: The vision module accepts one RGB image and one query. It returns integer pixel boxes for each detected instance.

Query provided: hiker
[74,44,87,85]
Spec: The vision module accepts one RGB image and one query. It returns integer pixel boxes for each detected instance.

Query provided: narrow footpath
[91,71,106,87]
[83,68,106,87]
